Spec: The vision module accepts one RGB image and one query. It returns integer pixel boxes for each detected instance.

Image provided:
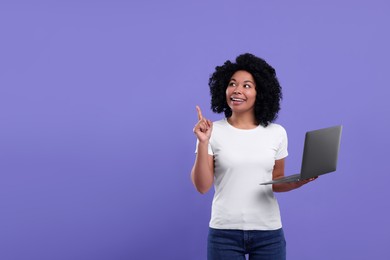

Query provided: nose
[233,85,242,94]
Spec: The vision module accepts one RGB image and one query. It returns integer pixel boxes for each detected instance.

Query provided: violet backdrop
[1,0,389,259]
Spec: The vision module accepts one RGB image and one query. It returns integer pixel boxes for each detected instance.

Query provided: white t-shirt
[196,118,288,230]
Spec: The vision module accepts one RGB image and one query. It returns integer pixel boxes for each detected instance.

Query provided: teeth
[231,97,244,101]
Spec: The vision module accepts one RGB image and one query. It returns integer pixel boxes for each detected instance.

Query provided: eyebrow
[230,78,255,84]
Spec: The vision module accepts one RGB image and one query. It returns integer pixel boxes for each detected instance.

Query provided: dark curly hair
[209,53,282,127]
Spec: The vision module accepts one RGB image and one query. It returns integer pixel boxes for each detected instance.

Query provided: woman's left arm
[272,158,317,192]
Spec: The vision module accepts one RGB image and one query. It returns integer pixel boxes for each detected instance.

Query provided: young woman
[191,53,316,260]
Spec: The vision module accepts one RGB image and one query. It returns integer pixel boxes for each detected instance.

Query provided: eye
[228,82,236,87]
[244,84,251,88]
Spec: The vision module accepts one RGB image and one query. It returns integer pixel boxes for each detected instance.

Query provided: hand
[293,176,318,188]
[193,105,213,143]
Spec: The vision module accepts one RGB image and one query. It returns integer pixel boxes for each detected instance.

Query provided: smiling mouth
[230,97,246,102]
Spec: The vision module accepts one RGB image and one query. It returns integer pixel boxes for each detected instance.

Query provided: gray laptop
[260,125,342,185]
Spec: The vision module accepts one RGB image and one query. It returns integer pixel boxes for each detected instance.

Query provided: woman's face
[225,70,257,115]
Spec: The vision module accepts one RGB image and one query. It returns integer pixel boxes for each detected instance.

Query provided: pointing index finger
[196,105,203,121]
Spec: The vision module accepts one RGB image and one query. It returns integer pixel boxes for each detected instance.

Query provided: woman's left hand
[273,176,318,192]
[291,176,318,189]
[296,176,318,187]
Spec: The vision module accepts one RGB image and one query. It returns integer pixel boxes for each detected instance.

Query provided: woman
[191,53,316,260]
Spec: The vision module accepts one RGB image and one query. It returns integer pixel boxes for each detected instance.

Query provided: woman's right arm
[191,141,214,194]
[191,106,214,194]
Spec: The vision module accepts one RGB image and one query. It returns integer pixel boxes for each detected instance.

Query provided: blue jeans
[207,228,286,260]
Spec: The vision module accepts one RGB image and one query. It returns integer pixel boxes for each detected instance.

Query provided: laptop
[260,125,342,185]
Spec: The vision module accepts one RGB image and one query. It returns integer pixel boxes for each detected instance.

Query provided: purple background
[1,1,389,259]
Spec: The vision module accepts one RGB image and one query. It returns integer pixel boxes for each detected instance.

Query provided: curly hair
[209,53,282,127]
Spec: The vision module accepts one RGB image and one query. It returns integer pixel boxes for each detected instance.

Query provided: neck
[228,113,258,129]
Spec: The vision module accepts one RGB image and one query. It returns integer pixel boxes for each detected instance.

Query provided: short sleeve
[194,139,214,155]
[275,126,288,160]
